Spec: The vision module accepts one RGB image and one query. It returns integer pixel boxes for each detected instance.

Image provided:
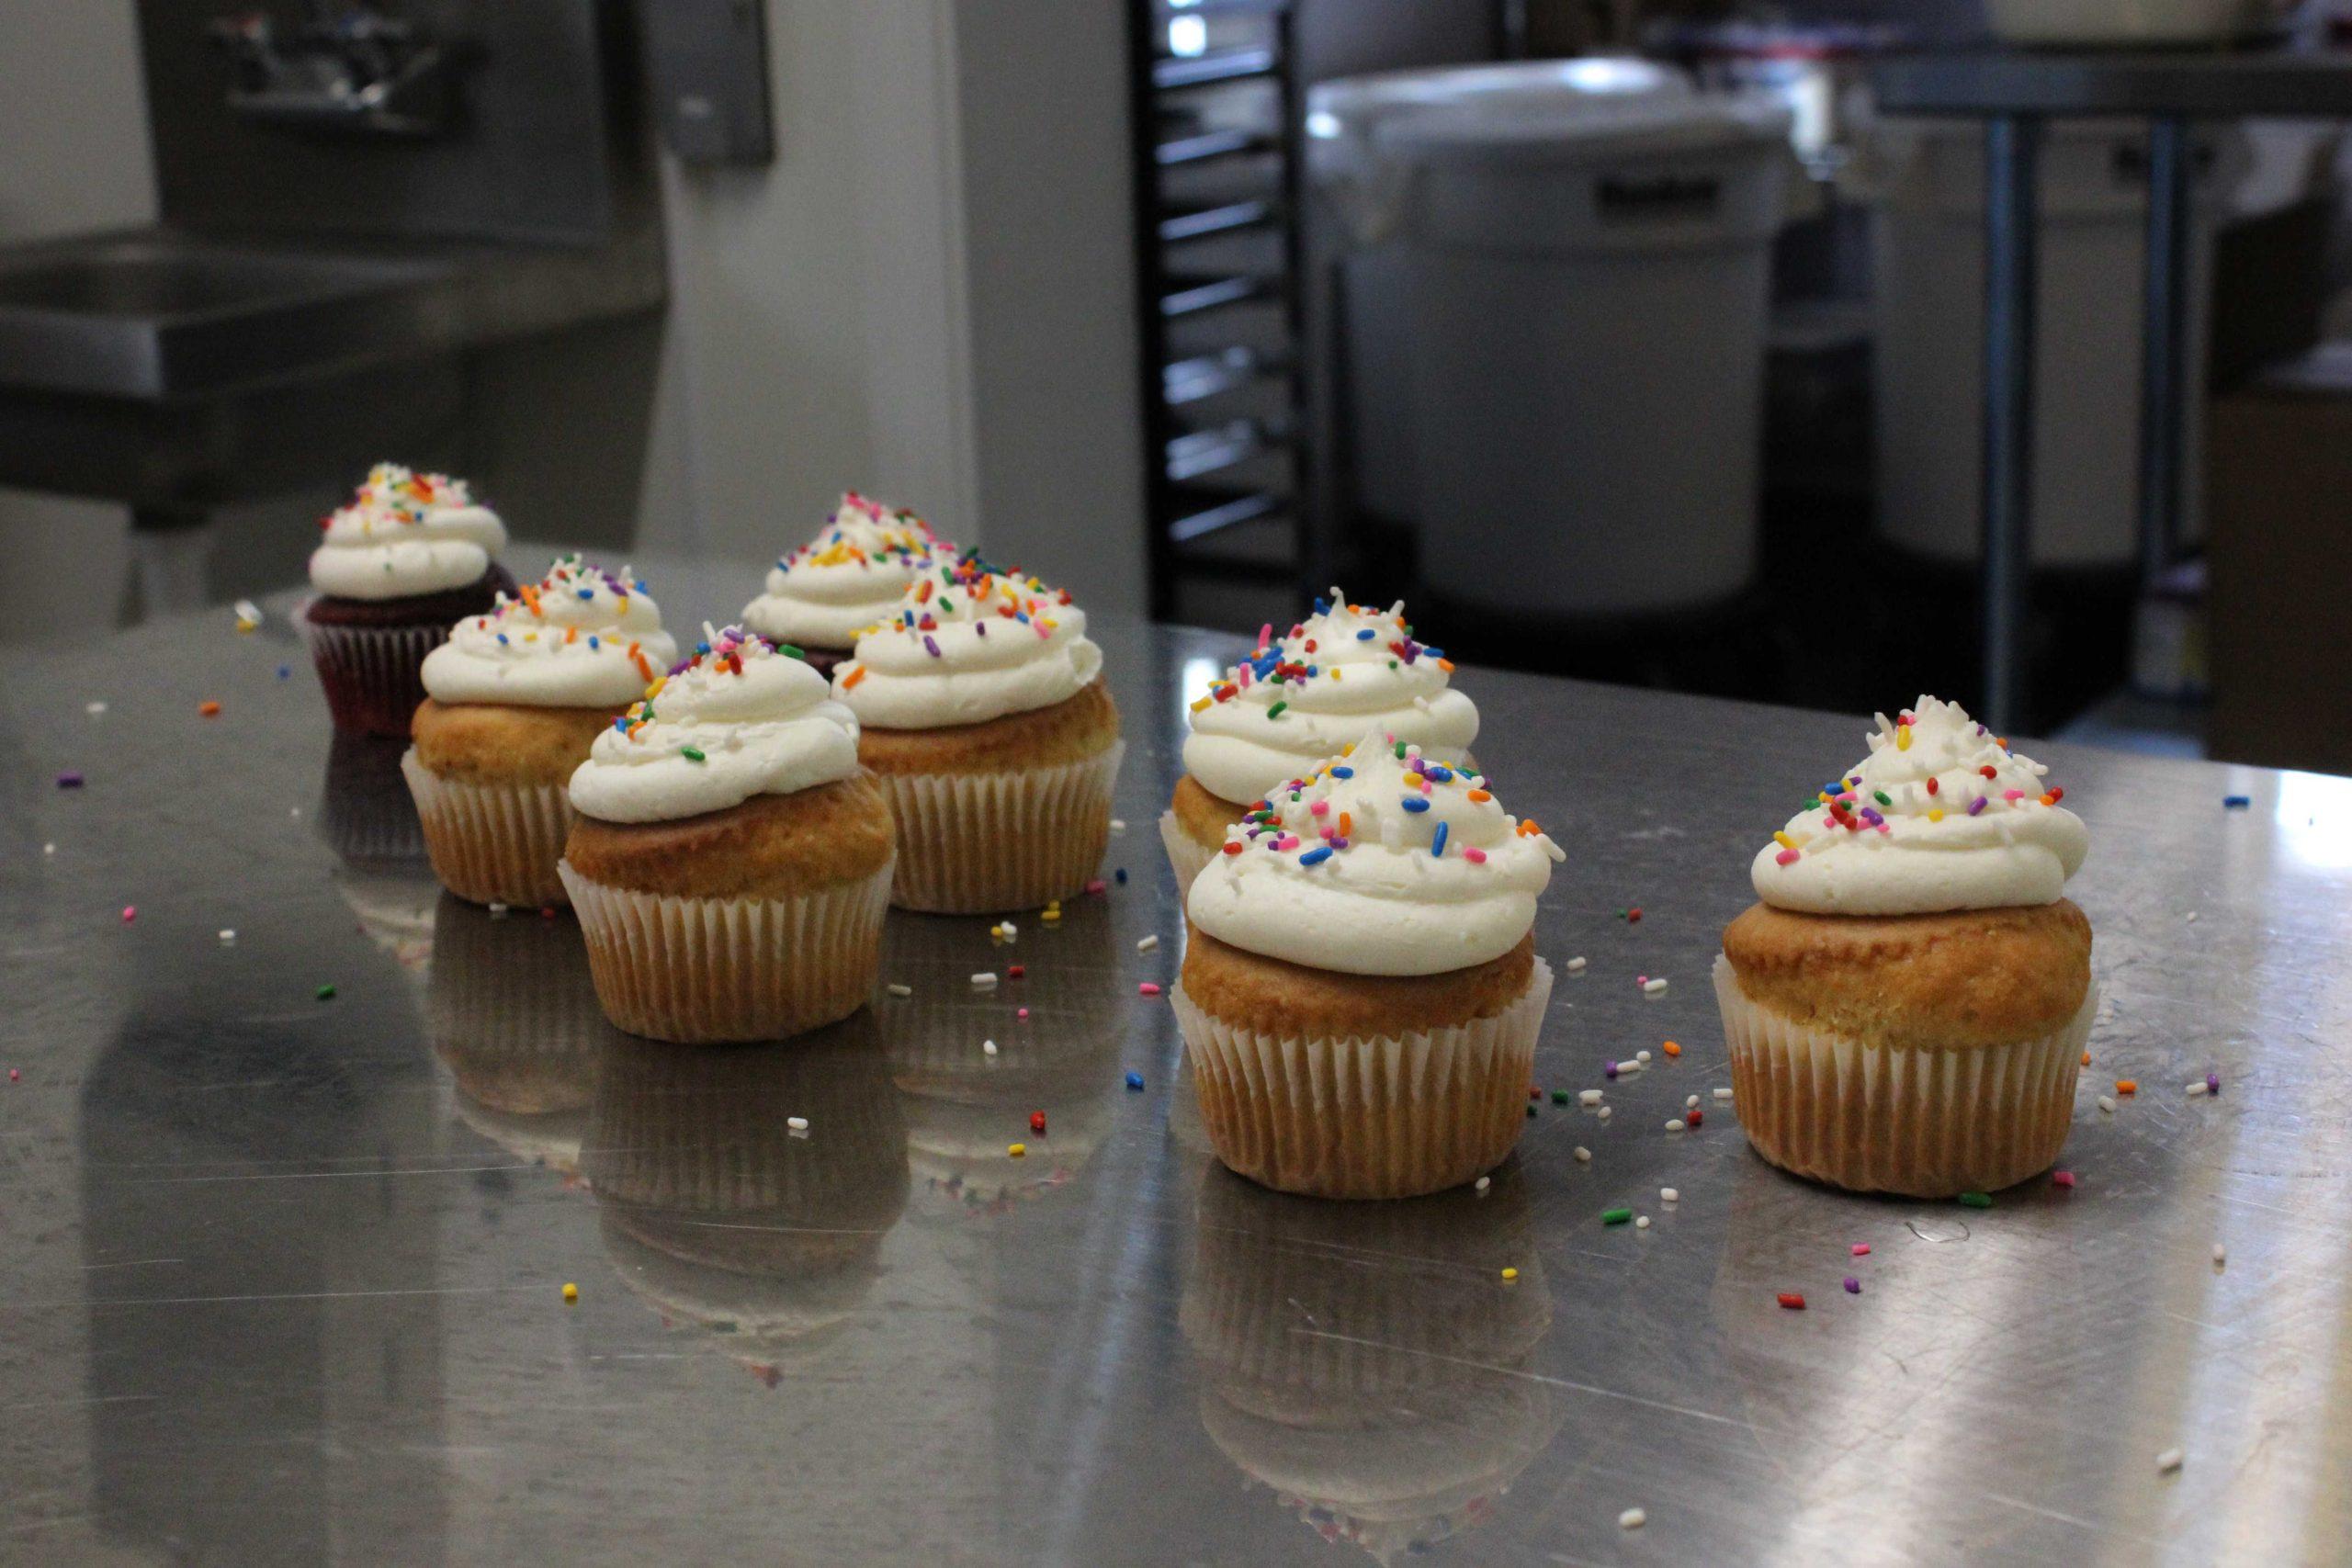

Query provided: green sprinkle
[1874,790,1894,807]
[683,745,707,763]
[1550,1089,1570,1105]
[1958,1191,1993,1209]
[1267,701,1288,719]
[1394,741,1407,759]
[315,984,336,1001]
[1601,1207,1634,1225]
[777,644,805,660]
[1525,1103,1537,1118]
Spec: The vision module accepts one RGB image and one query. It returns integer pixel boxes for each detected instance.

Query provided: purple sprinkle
[1859,807,1883,827]
[56,772,84,789]
[1844,1276,1861,1294]
[2206,1070,2222,1095]
[1968,796,1988,816]
[975,621,987,637]
[922,635,941,658]
[1604,1061,1619,1079]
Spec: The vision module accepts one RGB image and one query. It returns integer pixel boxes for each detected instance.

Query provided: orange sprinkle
[842,666,867,689]
[520,584,543,616]
[198,700,221,717]
[2040,792,2057,807]
[2115,1079,2138,1095]
[1517,818,1542,837]
[565,626,578,644]
[1437,658,1456,673]
[2082,1052,2092,1066]
[1662,1040,1681,1057]
[1338,811,1352,839]
[628,642,653,682]
[1467,788,1492,803]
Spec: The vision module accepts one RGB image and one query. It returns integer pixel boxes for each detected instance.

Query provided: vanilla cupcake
[741,491,955,678]
[558,627,895,1043]
[1717,695,2095,1197]
[301,463,514,736]
[1164,591,1476,894]
[401,556,676,908]
[832,555,1122,913]
[1174,730,1563,1200]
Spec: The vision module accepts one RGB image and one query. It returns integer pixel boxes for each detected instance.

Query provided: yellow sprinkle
[1773,830,1796,850]
[1500,1267,1520,1282]
[1190,696,1212,713]
[1008,1143,1027,1158]
[646,674,667,699]
[1928,807,1945,822]
[1896,725,1913,750]
[561,1281,578,1303]
[1329,668,1341,682]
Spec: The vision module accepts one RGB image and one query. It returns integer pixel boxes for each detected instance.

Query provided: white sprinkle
[219,930,236,943]
[2187,1080,2207,1096]
[1574,1145,1591,1163]
[85,701,107,716]
[1713,1087,1734,1100]
[1614,1059,1644,1077]
[971,971,999,988]
[1635,1214,1651,1230]
[1661,1188,1679,1203]
[1666,1118,1685,1132]
[982,1038,999,1055]
[1598,1105,1612,1121]
[1566,956,1587,972]
[1111,818,1126,832]
[887,983,913,998]
[2156,1448,2184,1473]
[2098,1095,2117,1112]
[289,807,301,818]
[1136,934,1159,953]
[1475,1175,1491,1193]
[42,843,54,856]
[786,1116,808,1131]
[233,598,263,626]
[2212,1244,2227,1266]
[1686,1094,1700,1109]
[1619,1506,1646,1530]
[488,902,510,919]
[1578,1089,1603,1107]
[1643,977,1669,996]
[2185,911,2199,923]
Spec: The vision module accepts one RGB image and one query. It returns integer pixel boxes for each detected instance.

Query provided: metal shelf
[1167,484,1284,543]
[1166,418,1287,482]
[1152,49,1278,90]
[1163,345,1283,406]
[1159,197,1276,244]
[1159,272,1270,318]
[1153,128,1272,166]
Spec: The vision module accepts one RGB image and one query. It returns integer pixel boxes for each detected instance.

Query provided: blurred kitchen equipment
[1984,0,2295,46]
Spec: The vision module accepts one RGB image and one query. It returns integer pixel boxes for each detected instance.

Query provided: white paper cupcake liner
[1713,953,2097,1197]
[299,600,447,737]
[1159,808,1219,903]
[1172,958,1553,1201]
[401,750,575,908]
[557,858,894,1043]
[876,740,1124,913]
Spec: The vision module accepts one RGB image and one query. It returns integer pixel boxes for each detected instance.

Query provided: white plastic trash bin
[1309,64,1792,615]
[1866,118,2241,569]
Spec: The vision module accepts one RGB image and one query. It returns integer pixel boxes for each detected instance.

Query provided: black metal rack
[1126,0,1311,621]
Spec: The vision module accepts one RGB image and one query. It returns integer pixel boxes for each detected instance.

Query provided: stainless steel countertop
[5,560,2349,1566]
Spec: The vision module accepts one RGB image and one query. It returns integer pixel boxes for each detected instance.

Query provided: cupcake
[1173,729,1563,1200]
[300,463,515,736]
[401,556,678,908]
[740,491,955,678]
[832,554,1122,913]
[1164,591,1476,895]
[558,627,895,1043]
[1717,695,2095,1197]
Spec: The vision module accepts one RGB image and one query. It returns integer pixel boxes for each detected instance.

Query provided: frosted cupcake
[1717,695,2094,1197]
[832,555,1122,913]
[402,556,677,908]
[741,491,954,678]
[301,463,514,736]
[1164,592,1476,895]
[1174,729,1563,1199]
[559,627,895,1043]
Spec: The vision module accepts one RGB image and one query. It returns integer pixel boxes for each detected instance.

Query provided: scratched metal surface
[4,558,2351,1567]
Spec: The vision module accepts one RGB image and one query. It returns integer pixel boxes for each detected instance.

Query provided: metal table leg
[1980,114,2040,733]
[2138,115,2193,594]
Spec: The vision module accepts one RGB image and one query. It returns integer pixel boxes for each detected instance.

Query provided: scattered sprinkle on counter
[1660,1187,1679,1203]
[1618,1507,1646,1530]
[198,700,221,717]
[1111,818,1126,832]
[2222,795,2251,809]
[1713,1087,1734,1100]
[1665,1118,1685,1133]
[1601,1207,1633,1225]
[1009,964,1025,978]
[1125,1071,1145,1090]
[786,1116,809,1131]
[7,1068,17,1082]
[1778,1292,1806,1310]
[2098,1095,2118,1113]
[887,983,913,998]
[1844,1276,1861,1294]
[1959,1191,1992,1209]
[1662,1039,1681,1057]
[1007,1143,1026,1158]
[2156,1448,2185,1473]
[982,1039,998,1056]
[562,1282,578,1303]
[2212,1244,2227,1267]
[1578,1089,1603,1106]
[1029,1111,1046,1134]
[219,929,236,943]
[120,906,136,924]
[315,984,336,1001]
[1137,982,1162,997]
[971,971,998,989]
[1566,955,1587,972]
[1475,1175,1491,1192]
[1499,1266,1518,1282]
[57,772,84,789]
[1634,1214,1651,1230]
[85,701,107,716]
[1642,977,1669,996]
[2052,1169,2076,1189]
[1574,1145,1591,1162]
[1136,934,1159,953]
[2115,1078,2138,1095]
[1851,1243,1871,1256]
[2207,1070,2222,1094]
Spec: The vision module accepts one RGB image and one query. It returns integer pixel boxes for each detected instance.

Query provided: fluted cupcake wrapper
[1159,808,1218,906]
[401,750,574,908]
[300,600,445,738]
[557,858,894,1043]
[1713,953,2096,1198]
[1173,959,1552,1201]
[876,740,1124,914]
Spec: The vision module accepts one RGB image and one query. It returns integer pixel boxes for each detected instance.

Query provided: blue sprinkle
[1422,645,1444,659]
[1426,765,1453,782]
[1431,822,1449,858]
[1125,1071,1145,1091]
[1114,868,1127,885]
[496,633,509,645]
[696,640,711,656]
[276,665,290,680]
[1298,846,1334,866]
[576,588,594,600]
[589,636,600,649]
[1329,765,1353,779]
[1400,797,1431,814]
[2222,795,2252,809]
[1312,597,1330,615]
[1356,628,1375,640]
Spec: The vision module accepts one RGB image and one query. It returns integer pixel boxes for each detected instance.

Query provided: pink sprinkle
[2003,788,2025,802]
[121,906,136,923]
[1850,1243,1871,1257]
[1636,974,1648,986]
[1775,848,1799,865]
[1033,620,1052,640]
[7,1069,17,1082]
[1137,983,1162,998]
[1464,847,1487,864]
[1017,1007,1030,1020]
[2052,1169,2076,1189]
[1255,622,1272,651]
[1085,878,1107,896]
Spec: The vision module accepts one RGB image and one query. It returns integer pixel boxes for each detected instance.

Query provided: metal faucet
[209,1,458,137]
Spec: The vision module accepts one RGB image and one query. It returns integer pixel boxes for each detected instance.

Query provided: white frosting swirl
[741,492,955,650]
[420,556,677,709]
[308,463,507,601]
[567,627,863,824]
[1187,729,1562,976]
[832,558,1102,729]
[1182,589,1478,805]
[1750,694,2089,916]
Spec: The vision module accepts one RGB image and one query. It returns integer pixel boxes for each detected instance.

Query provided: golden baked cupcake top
[420,554,676,708]
[1752,694,2088,917]
[1186,728,1562,976]
[831,553,1102,729]
[567,627,860,824]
